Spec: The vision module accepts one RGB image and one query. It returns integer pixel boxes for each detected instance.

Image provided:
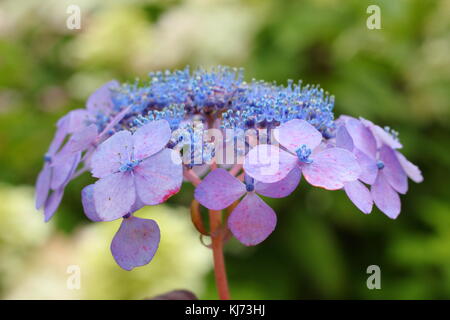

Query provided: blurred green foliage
[0,0,449,299]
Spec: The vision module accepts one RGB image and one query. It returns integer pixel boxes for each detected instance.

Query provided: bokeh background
[0,0,449,299]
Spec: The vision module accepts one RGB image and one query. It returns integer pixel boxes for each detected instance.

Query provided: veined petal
[335,125,354,151]
[371,171,401,219]
[35,164,51,209]
[274,119,322,153]
[345,117,377,159]
[380,145,408,194]
[395,151,423,183]
[344,180,373,214]
[86,80,119,114]
[81,184,102,222]
[244,144,297,183]
[302,148,361,190]
[134,149,183,205]
[93,172,136,221]
[91,130,133,178]
[44,188,64,222]
[111,217,160,271]
[255,166,301,198]
[67,124,98,153]
[355,148,378,185]
[133,120,172,161]
[228,193,277,246]
[194,168,246,210]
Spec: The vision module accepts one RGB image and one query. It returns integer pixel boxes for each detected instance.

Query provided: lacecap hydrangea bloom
[36,66,422,298]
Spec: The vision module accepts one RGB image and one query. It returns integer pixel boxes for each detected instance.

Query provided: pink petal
[371,171,401,219]
[134,149,183,205]
[274,119,322,152]
[255,166,301,198]
[91,130,133,178]
[345,118,377,158]
[395,151,423,183]
[133,120,172,161]
[194,168,246,210]
[35,164,51,209]
[228,193,277,246]
[44,188,64,222]
[93,172,136,221]
[111,217,160,271]
[86,80,119,114]
[380,145,408,194]
[344,180,373,214]
[244,144,297,183]
[336,125,354,151]
[302,148,361,190]
[67,124,98,152]
[81,185,102,222]
[354,148,378,185]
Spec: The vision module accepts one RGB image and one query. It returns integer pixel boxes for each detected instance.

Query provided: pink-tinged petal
[228,193,277,246]
[35,165,51,209]
[50,150,80,190]
[111,217,160,271]
[91,130,133,178]
[396,151,423,183]
[380,145,408,194]
[335,125,354,151]
[274,119,322,152]
[133,120,171,160]
[255,166,301,198]
[47,122,68,156]
[44,188,64,222]
[134,149,183,205]
[371,171,401,219]
[81,185,102,222]
[65,109,91,134]
[93,172,136,221]
[244,144,297,183]
[86,80,119,114]
[345,118,377,158]
[354,148,378,185]
[344,180,373,214]
[67,124,98,152]
[360,117,403,149]
[194,168,246,210]
[302,148,361,190]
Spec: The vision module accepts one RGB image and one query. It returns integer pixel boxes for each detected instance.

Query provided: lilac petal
[134,149,183,205]
[255,166,301,198]
[68,124,98,152]
[344,180,373,214]
[302,148,361,190]
[35,165,51,209]
[111,217,160,271]
[371,171,401,219]
[345,118,377,159]
[86,80,119,114]
[228,193,277,246]
[81,185,102,222]
[354,148,378,185]
[47,121,68,156]
[274,119,322,152]
[50,150,81,190]
[380,145,408,194]
[244,144,297,183]
[65,109,91,134]
[44,188,64,222]
[133,120,172,161]
[194,168,246,210]
[93,172,136,221]
[91,130,133,178]
[395,151,423,183]
[335,125,354,151]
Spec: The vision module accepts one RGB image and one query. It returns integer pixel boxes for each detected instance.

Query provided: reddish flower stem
[209,209,231,300]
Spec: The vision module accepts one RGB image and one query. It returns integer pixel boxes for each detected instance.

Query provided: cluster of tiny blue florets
[106,66,335,137]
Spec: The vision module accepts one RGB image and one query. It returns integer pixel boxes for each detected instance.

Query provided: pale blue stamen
[296,145,313,164]
[377,161,385,170]
[119,159,141,172]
